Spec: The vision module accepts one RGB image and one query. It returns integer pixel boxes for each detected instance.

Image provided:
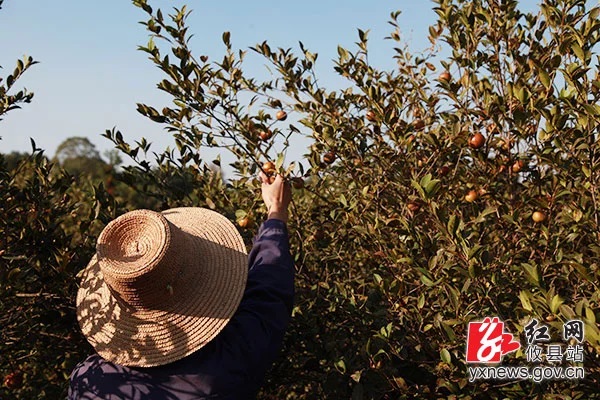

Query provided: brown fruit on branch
[469,132,486,149]
[238,216,251,228]
[276,110,287,121]
[3,371,23,389]
[263,161,276,175]
[512,160,525,173]
[366,110,376,122]
[259,130,273,141]
[323,151,336,164]
[314,229,326,241]
[532,211,547,223]
[439,71,451,82]
[465,190,479,203]
[292,177,304,189]
[407,201,421,212]
[412,119,425,130]
[439,165,450,177]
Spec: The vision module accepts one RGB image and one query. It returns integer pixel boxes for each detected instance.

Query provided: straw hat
[76,207,248,367]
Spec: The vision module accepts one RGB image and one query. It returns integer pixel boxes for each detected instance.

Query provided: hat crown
[96,210,186,308]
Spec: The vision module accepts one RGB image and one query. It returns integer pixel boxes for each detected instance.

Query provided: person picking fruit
[69,173,293,399]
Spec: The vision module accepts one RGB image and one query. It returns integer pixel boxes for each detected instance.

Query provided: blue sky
[0,0,441,161]
[0,0,578,165]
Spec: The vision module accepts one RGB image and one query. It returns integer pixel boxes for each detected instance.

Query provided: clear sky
[0,0,442,161]
[0,0,580,164]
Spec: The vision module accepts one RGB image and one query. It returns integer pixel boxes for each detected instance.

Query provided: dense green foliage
[2,0,600,398]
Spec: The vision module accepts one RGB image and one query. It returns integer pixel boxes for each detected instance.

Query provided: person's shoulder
[70,354,104,376]
[69,353,137,384]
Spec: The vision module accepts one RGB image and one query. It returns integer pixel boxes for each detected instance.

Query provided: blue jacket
[69,218,295,399]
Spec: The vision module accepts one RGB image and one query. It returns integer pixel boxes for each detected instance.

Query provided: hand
[259,172,292,223]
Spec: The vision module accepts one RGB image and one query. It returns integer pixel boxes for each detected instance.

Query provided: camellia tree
[105,0,600,398]
[2,0,600,398]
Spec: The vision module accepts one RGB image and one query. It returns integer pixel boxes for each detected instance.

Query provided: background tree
[53,136,107,178]
[0,4,115,397]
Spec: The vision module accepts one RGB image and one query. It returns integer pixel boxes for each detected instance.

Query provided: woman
[69,173,294,399]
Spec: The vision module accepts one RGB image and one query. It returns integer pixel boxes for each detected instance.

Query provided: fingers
[259,171,269,185]
[259,172,287,186]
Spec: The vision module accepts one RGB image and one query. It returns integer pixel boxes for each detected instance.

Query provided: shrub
[121,0,600,397]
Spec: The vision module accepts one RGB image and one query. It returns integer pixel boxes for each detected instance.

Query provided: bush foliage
[2,0,600,398]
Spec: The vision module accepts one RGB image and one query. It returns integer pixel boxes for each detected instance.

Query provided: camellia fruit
[259,130,273,141]
[238,216,251,228]
[439,71,451,82]
[292,177,304,189]
[407,201,421,212]
[532,211,547,223]
[469,132,486,149]
[323,151,336,164]
[314,229,326,241]
[512,160,525,173]
[263,161,276,175]
[3,371,23,389]
[276,110,287,121]
[366,110,376,122]
[465,190,479,202]
[412,119,425,130]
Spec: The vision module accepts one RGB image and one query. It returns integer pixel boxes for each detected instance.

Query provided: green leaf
[418,293,425,309]
[424,179,441,198]
[411,179,426,199]
[519,290,533,311]
[419,173,432,189]
[373,273,382,285]
[235,209,247,219]
[7,268,21,280]
[549,295,563,314]
[222,31,231,46]
[539,69,551,89]
[473,207,497,224]
[420,275,437,287]
[571,42,585,61]
[585,307,596,324]
[275,152,284,170]
[559,304,576,320]
[335,359,346,374]
[339,194,348,207]
[522,263,540,287]
[582,165,591,178]
[440,348,451,364]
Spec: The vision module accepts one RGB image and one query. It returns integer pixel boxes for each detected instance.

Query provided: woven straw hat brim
[76,207,248,367]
